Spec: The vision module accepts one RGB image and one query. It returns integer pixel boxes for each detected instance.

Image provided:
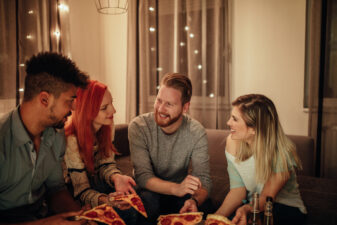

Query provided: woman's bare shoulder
[225,134,240,156]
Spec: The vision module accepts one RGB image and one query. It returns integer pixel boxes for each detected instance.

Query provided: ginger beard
[154,108,183,128]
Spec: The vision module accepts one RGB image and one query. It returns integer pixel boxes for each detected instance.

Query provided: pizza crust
[205,214,235,225]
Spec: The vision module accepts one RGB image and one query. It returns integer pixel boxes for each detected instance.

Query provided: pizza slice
[77,204,126,225]
[157,212,203,225]
[109,193,148,218]
[205,214,235,225]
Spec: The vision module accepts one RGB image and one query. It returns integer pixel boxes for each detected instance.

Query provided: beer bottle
[263,196,274,225]
[250,192,262,225]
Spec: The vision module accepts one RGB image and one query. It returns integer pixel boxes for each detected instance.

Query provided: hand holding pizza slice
[109,193,148,218]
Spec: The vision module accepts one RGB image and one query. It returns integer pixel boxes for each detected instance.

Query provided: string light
[58,3,69,12]
[209,93,215,98]
[189,33,194,38]
[28,10,34,14]
[149,27,156,32]
[198,64,202,70]
[194,50,199,54]
[149,7,155,11]
[184,26,189,31]
[19,64,25,67]
[54,31,61,38]
[156,67,163,71]
[180,42,186,47]
[26,34,33,39]
[19,88,24,92]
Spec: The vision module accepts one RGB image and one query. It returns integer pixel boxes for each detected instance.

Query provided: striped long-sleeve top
[64,134,120,207]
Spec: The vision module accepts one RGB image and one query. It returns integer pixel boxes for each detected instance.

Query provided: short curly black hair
[23,52,89,101]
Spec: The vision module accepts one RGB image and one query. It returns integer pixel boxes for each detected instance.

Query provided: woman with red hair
[64,80,137,224]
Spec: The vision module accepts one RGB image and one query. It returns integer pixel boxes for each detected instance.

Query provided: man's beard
[50,110,72,129]
[154,110,182,128]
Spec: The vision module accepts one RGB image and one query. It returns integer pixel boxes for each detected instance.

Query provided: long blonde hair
[233,94,302,183]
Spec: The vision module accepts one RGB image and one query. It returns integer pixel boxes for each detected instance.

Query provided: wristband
[190,196,199,206]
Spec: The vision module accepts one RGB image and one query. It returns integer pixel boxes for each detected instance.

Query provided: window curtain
[305,0,322,173]
[127,0,231,129]
[0,0,71,116]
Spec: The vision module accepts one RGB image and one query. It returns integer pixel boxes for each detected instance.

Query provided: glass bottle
[250,192,262,225]
[263,196,274,225]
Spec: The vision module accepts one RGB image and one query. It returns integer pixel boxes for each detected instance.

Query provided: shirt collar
[11,106,56,148]
[11,106,32,146]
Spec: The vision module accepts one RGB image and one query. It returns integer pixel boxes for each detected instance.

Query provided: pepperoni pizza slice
[109,193,148,217]
[157,212,203,225]
[205,214,235,225]
[77,204,126,225]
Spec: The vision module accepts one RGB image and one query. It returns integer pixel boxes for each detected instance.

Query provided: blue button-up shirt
[0,107,66,210]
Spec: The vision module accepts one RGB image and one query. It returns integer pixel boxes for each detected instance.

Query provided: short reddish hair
[65,80,117,173]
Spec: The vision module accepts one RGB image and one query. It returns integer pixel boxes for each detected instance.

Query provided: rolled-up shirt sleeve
[227,158,245,189]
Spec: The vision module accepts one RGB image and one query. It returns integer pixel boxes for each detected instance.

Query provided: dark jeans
[137,189,215,225]
[273,202,306,225]
[0,197,47,223]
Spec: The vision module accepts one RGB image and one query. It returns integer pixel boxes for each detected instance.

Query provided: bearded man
[0,52,89,224]
[128,73,213,225]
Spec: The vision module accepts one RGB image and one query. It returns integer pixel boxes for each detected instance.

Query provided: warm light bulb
[194,50,199,54]
[149,7,155,11]
[209,93,215,98]
[180,42,186,47]
[149,27,156,32]
[26,34,33,39]
[184,26,189,31]
[58,3,69,12]
[28,10,34,14]
[19,63,25,67]
[189,33,194,38]
[198,64,202,70]
[54,31,61,38]
[19,88,24,92]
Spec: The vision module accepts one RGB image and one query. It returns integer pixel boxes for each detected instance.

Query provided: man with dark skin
[0,52,90,225]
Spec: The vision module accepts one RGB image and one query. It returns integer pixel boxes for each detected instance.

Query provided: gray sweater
[128,113,212,193]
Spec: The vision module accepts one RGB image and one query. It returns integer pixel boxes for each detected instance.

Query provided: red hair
[65,80,117,173]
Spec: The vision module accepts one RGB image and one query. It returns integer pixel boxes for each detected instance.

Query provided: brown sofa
[114,124,337,225]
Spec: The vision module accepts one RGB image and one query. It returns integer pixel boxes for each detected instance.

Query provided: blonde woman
[215,94,306,225]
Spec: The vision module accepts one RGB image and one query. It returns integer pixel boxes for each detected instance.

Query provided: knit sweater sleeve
[64,135,104,207]
[97,153,121,187]
[128,118,155,189]
[190,124,212,194]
